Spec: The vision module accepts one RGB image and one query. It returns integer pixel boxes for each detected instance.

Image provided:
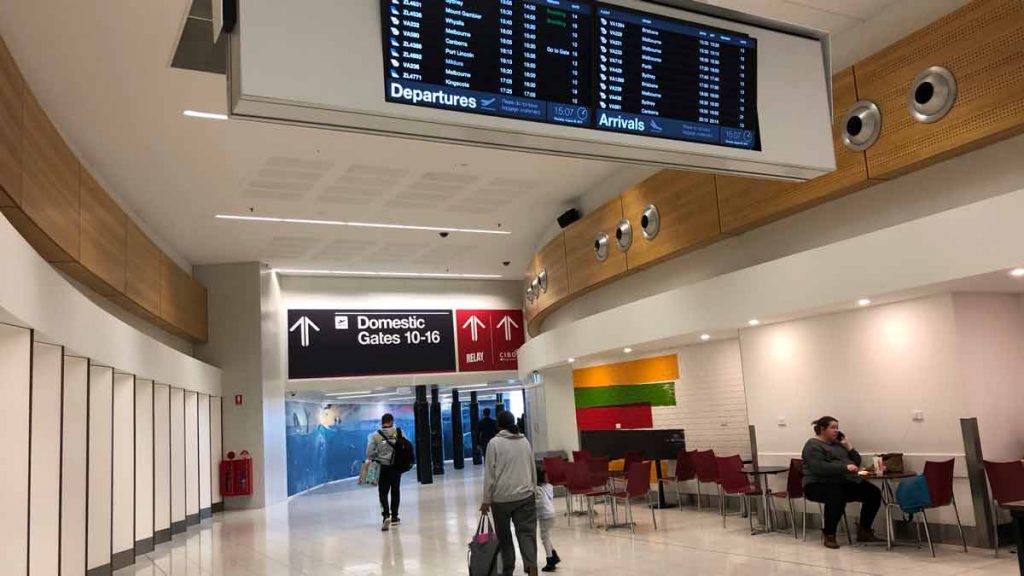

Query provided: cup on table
[873,456,885,474]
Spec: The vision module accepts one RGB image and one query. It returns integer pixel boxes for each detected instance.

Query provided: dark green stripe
[574,382,676,409]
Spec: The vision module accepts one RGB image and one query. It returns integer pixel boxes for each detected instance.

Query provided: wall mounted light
[841,100,882,151]
[623,347,633,354]
[615,219,633,252]
[594,232,610,262]
[908,66,957,124]
[640,204,660,240]
[1010,268,1024,278]
[700,334,711,341]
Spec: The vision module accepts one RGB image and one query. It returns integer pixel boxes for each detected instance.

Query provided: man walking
[367,413,403,531]
[477,407,498,455]
[480,411,539,576]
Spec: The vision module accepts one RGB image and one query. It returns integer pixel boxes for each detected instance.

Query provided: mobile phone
[836,431,846,442]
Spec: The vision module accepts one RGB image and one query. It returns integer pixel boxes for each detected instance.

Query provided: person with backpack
[367,413,413,532]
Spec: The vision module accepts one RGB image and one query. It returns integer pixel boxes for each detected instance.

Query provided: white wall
[260,269,290,507]
[135,379,155,547]
[113,373,135,557]
[199,394,212,513]
[185,390,200,520]
[87,365,113,571]
[153,384,171,536]
[170,387,186,527]
[0,324,30,574]
[534,365,579,456]
[61,356,89,576]
[211,396,223,506]
[952,293,1024,460]
[29,342,63,576]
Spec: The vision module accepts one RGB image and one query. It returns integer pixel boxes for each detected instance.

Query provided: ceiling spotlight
[183,110,228,120]
[567,358,576,364]
[700,334,711,341]
[623,347,633,354]
[748,319,761,327]
[858,298,872,307]
[1011,268,1024,278]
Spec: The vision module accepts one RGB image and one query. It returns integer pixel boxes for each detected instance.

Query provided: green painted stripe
[574,382,676,409]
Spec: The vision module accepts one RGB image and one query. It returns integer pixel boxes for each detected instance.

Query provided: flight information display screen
[382,0,594,126]
[380,0,759,150]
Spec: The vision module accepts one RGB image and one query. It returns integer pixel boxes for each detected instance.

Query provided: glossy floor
[117,466,1019,575]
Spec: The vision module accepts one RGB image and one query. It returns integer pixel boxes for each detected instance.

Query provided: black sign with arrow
[287,309,456,380]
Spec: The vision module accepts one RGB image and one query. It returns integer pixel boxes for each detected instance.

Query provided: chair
[770,458,806,540]
[623,450,644,469]
[692,449,718,509]
[572,450,592,463]
[543,457,569,517]
[658,449,698,509]
[918,459,967,556]
[608,461,657,533]
[566,462,606,528]
[715,455,762,530]
[983,459,1024,557]
[587,457,611,489]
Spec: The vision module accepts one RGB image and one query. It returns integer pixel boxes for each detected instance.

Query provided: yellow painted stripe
[572,354,679,388]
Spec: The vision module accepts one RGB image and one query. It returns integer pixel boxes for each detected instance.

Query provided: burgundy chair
[658,449,698,509]
[623,450,644,469]
[572,450,592,463]
[608,461,656,533]
[715,455,762,530]
[692,449,718,509]
[983,459,1024,557]
[587,456,611,489]
[919,459,967,556]
[565,462,607,528]
[770,458,806,540]
[543,457,569,517]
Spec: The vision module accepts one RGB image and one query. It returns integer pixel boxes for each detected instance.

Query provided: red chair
[565,462,607,528]
[587,457,611,489]
[918,459,967,556]
[658,449,698,509]
[608,461,656,533]
[623,450,644,469]
[770,458,806,540]
[715,455,762,530]
[983,459,1024,557]
[572,450,592,463]
[692,449,718,509]
[543,457,569,518]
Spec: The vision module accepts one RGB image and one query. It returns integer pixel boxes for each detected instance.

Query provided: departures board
[381,0,759,150]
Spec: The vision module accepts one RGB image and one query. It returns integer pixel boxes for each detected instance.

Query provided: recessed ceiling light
[567,358,576,364]
[183,110,228,120]
[623,347,633,354]
[215,214,510,235]
[324,391,397,399]
[273,268,503,279]
[858,298,872,307]
[748,319,761,326]
[454,383,488,389]
[328,390,372,396]
[700,334,711,341]
[1011,268,1024,278]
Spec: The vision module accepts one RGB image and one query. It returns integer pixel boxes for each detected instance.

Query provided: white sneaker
[381,518,391,532]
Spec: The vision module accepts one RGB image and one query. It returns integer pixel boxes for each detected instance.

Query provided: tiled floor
[117,466,1019,575]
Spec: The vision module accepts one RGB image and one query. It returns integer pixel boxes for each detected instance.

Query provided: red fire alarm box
[220,450,253,497]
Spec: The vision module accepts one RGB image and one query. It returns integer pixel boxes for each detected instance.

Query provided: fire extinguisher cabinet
[220,450,253,497]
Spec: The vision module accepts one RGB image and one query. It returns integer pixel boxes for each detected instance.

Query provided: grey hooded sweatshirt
[366,427,399,466]
[482,429,537,504]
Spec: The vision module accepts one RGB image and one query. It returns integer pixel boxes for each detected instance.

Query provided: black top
[478,417,498,448]
[801,438,862,487]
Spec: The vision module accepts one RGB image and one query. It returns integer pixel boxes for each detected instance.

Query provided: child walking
[535,467,561,572]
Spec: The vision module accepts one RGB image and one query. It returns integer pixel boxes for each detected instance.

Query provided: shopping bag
[358,460,381,486]
[467,513,500,576]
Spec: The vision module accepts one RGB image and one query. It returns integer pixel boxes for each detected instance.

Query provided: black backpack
[380,429,415,473]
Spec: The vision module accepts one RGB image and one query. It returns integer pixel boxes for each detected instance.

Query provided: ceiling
[0,0,939,280]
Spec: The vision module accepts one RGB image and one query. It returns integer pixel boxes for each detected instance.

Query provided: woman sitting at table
[802,416,882,549]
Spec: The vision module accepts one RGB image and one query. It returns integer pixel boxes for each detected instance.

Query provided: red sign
[235,394,243,406]
[455,309,525,373]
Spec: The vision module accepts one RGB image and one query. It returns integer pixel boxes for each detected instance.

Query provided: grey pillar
[961,417,995,547]
[430,385,444,475]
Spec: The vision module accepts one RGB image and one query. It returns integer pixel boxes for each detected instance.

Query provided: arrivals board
[380,0,759,150]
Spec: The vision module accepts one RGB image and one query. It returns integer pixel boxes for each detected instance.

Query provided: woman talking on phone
[802,416,882,549]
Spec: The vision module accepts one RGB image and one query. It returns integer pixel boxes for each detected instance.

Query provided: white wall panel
[185,391,200,521]
[29,342,63,576]
[198,394,212,513]
[112,373,135,560]
[169,387,186,528]
[0,324,31,575]
[87,365,114,572]
[153,384,171,536]
[135,379,154,547]
[61,356,89,576]
[210,396,223,505]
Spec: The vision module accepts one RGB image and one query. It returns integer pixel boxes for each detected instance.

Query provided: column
[430,385,444,475]
[451,389,464,469]
[469,391,481,465]
[413,385,432,485]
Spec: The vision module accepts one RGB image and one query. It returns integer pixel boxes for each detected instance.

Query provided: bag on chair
[468,513,500,576]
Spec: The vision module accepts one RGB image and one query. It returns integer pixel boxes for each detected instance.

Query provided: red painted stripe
[575,404,653,431]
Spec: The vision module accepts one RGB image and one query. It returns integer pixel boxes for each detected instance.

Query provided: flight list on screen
[380,0,760,150]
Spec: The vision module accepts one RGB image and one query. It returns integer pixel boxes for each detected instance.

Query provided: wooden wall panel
[122,220,162,318]
[21,90,80,261]
[856,0,1024,180]
[523,254,539,325]
[621,170,721,268]
[160,255,208,341]
[77,168,127,294]
[564,198,627,294]
[717,68,873,234]
[525,234,570,335]
[0,35,23,207]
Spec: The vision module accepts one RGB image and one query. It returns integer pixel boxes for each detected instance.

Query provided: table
[862,471,917,550]
[741,466,789,534]
[1002,501,1024,575]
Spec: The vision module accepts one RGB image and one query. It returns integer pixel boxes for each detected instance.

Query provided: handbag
[881,453,905,474]
[358,460,381,486]
[467,513,500,576]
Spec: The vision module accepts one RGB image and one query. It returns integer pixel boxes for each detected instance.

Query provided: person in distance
[366,413,403,532]
[801,416,882,549]
[478,407,499,453]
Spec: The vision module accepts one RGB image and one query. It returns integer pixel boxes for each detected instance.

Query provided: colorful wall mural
[572,354,680,431]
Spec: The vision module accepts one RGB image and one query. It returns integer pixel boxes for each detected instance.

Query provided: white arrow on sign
[462,315,486,342]
[496,315,520,341]
[289,316,320,347]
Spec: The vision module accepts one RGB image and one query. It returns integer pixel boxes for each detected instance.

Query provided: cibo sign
[287,309,525,380]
